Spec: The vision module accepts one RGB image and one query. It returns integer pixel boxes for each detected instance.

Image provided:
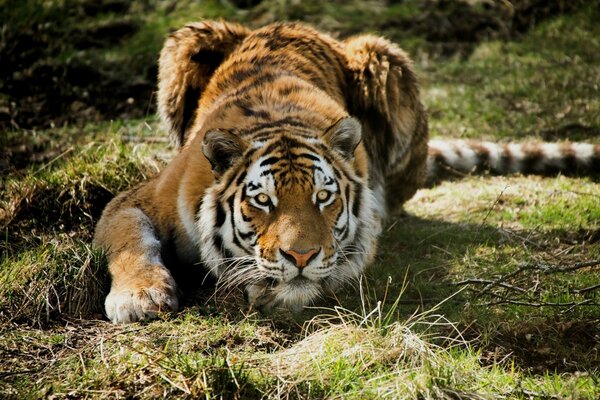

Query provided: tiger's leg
[344,35,429,216]
[94,198,178,324]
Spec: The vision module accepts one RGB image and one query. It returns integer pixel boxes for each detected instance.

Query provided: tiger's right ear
[202,130,247,176]
[158,21,249,147]
[324,117,363,159]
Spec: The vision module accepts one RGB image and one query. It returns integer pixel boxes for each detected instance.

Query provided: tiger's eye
[317,190,331,202]
[255,193,270,205]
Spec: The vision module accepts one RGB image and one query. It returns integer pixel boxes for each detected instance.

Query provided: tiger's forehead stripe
[241,134,342,191]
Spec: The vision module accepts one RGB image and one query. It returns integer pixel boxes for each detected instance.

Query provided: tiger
[94,20,600,324]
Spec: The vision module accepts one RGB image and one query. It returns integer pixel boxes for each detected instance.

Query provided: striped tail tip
[426,139,600,185]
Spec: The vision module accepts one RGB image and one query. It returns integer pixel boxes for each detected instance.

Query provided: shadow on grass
[329,214,600,374]
[2,206,598,373]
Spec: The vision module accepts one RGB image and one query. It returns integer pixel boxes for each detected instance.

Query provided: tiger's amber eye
[255,193,270,206]
[317,190,331,202]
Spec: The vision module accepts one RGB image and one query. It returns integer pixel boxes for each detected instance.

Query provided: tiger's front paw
[245,283,274,312]
[105,276,179,324]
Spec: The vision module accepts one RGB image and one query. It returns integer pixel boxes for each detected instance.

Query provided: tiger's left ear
[202,130,247,176]
[324,117,363,159]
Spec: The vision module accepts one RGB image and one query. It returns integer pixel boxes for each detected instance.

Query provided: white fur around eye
[245,155,280,211]
[313,189,336,209]
[250,192,273,212]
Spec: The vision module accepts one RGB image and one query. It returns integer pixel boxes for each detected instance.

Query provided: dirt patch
[484,318,600,373]
[0,0,154,131]
[382,0,591,57]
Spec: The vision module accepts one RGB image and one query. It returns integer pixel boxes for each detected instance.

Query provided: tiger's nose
[279,247,321,269]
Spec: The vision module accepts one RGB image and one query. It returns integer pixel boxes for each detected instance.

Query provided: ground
[1,1,599,398]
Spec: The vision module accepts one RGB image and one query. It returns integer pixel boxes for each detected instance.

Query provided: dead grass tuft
[0,238,108,326]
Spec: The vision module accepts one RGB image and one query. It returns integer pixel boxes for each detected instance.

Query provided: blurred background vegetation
[0,0,594,131]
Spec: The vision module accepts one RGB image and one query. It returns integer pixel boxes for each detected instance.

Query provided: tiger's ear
[202,130,247,176]
[324,117,362,159]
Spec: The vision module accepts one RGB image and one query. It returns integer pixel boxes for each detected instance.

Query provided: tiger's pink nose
[279,247,320,268]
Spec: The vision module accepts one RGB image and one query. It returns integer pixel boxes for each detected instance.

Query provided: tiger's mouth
[245,274,324,313]
[286,274,316,289]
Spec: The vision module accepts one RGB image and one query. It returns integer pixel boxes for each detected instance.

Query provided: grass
[2,2,600,399]
[423,7,600,141]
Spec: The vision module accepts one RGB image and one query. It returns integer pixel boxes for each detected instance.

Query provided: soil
[0,0,154,131]
[488,318,600,374]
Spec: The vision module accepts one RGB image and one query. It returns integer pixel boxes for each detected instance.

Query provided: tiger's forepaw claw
[105,284,179,324]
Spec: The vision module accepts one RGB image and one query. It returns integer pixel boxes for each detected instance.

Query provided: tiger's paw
[105,279,179,324]
[244,283,277,313]
[244,283,306,314]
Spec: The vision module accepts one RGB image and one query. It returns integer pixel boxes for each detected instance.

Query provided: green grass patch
[423,6,600,141]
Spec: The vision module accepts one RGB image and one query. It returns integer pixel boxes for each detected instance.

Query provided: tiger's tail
[426,140,600,185]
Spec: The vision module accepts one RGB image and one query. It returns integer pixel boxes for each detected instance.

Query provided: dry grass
[1,120,170,326]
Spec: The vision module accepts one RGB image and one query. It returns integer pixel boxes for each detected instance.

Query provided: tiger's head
[198,117,380,311]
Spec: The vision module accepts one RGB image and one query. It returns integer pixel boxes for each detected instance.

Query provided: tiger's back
[159,21,429,214]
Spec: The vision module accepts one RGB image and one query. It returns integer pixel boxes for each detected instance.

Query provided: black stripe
[244,117,311,135]
[215,203,226,228]
[225,71,295,100]
[227,195,236,212]
[260,169,276,177]
[352,183,363,218]
[241,210,252,222]
[194,196,203,220]
[214,233,223,252]
[278,84,309,96]
[339,185,351,241]
[260,136,312,156]
[232,230,251,254]
[292,152,320,161]
[236,171,247,185]
[250,127,316,142]
[329,164,342,180]
[260,156,281,166]
[180,86,200,144]
[219,162,244,191]
[228,195,252,253]
[335,189,346,224]
[238,230,254,240]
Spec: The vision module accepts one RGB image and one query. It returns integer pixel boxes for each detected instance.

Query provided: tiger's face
[199,117,379,311]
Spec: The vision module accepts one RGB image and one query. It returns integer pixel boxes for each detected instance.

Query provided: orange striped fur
[94,21,597,323]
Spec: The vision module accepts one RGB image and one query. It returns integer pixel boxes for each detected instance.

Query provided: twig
[486,298,595,308]
[572,283,600,294]
[480,259,600,295]
[543,259,600,274]
[451,278,528,294]
[480,185,508,228]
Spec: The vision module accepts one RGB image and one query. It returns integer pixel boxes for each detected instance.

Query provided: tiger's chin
[245,276,323,314]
